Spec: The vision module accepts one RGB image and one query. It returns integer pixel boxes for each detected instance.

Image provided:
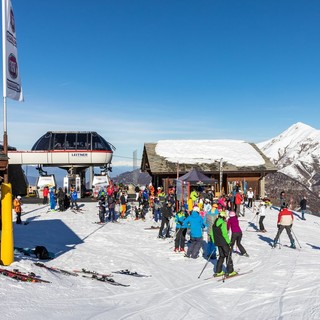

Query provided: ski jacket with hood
[210,217,230,246]
[182,211,205,238]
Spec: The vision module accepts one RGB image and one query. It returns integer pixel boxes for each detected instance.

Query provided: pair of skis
[204,269,253,282]
[0,268,51,283]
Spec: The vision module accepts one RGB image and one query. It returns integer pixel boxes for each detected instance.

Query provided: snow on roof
[155,140,265,166]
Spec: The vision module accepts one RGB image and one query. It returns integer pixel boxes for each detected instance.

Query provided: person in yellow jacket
[13,195,22,224]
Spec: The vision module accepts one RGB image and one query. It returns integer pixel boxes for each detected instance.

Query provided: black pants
[230,232,246,255]
[174,228,187,249]
[58,199,65,211]
[216,244,234,274]
[16,213,22,224]
[247,198,253,208]
[43,196,48,205]
[259,216,265,231]
[159,217,170,237]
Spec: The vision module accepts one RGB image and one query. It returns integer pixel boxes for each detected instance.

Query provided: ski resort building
[141,140,277,198]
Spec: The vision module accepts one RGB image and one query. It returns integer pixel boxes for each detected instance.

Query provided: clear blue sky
[3,0,320,167]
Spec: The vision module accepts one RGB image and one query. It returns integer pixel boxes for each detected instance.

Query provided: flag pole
[2,0,8,183]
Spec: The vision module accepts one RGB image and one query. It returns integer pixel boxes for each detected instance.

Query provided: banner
[2,0,23,101]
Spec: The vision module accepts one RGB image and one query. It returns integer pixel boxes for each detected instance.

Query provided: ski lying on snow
[34,262,78,276]
[80,274,130,287]
[0,268,51,283]
[73,268,113,278]
[112,269,151,277]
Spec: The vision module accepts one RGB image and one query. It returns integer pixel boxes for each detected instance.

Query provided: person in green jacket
[210,211,237,277]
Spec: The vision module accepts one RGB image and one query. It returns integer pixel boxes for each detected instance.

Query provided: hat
[219,211,227,218]
[17,195,21,200]
[205,198,211,203]
[249,187,252,190]
[212,204,218,208]
[193,206,200,212]
[228,211,236,217]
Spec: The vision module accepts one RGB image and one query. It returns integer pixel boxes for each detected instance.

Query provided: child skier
[174,206,187,252]
[256,202,267,232]
[204,203,219,259]
[98,195,106,224]
[227,211,249,257]
[210,211,237,277]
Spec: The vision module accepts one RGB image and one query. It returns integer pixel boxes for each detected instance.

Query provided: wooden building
[141,140,278,198]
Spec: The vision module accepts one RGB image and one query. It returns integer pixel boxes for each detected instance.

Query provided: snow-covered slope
[3,201,320,320]
[257,122,320,189]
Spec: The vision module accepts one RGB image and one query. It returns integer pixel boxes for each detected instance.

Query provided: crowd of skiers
[12,180,308,277]
[126,183,308,277]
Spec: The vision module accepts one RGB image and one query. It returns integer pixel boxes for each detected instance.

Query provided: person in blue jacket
[174,206,187,252]
[182,206,205,259]
[70,189,79,210]
[49,188,56,211]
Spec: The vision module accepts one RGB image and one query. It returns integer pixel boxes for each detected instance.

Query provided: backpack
[34,246,50,260]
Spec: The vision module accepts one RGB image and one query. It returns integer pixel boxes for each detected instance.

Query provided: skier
[234,190,243,217]
[158,202,173,238]
[98,195,106,224]
[42,186,49,205]
[227,211,249,257]
[279,191,287,209]
[153,197,162,226]
[56,187,65,212]
[204,203,219,259]
[70,189,79,211]
[13,195,22,224]
[210,211,237,277]
[107,194,116,222]
[256,202,267,232]
[247,187,254,208]
[182,206,205,259]
[272,205,295,249]
[299,196,307,220]
[120,191,127,219]
[49,188,56,211]
[174,206,187,253]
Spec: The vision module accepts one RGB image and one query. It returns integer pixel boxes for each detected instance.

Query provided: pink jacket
[227,216,242,233]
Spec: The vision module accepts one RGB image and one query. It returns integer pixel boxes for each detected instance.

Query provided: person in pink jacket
[227,211,249,257]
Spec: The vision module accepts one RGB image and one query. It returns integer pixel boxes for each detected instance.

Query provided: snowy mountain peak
[257,122,320,190]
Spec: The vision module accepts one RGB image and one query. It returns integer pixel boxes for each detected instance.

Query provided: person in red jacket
[272,206,295,248]
[42,186,49,205]
[234,190,243,217]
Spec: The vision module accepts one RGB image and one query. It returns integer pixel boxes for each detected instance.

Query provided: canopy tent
[178,168,216,185]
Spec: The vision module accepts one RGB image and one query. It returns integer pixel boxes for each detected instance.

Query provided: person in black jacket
[158,202,173,238]
[57,187,65,212]
[299,196,307,220]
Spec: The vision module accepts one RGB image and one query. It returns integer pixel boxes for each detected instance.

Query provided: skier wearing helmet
[210,211,237,277]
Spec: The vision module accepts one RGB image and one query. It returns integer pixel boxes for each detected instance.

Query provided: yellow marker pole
[1,183,14,266]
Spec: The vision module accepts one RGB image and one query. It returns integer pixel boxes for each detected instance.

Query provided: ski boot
[213,271,225,277]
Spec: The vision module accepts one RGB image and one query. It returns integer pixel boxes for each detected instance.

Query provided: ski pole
[291,228,302,248]
[198,247,216,279]
[245,213,258,231]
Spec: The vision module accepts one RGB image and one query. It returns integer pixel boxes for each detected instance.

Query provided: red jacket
[235,193,243,205]
[277,208,293,226]
[43,187,49,197]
